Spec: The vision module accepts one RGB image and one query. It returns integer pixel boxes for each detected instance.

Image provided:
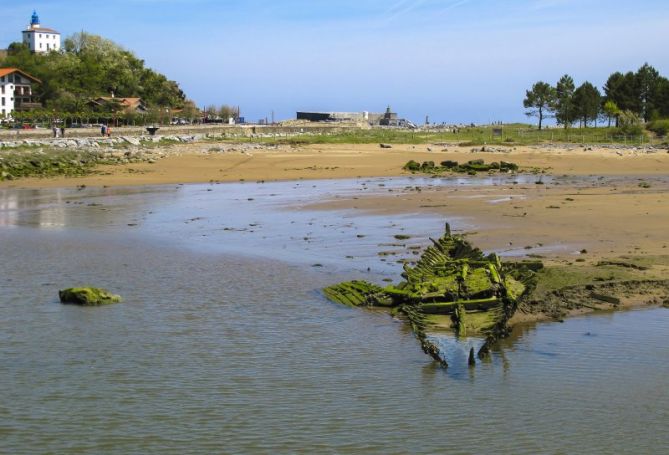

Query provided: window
[1,86,4,94]
[1,99,5,106]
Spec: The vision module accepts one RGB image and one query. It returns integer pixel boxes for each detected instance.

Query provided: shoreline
[2,141,668,328]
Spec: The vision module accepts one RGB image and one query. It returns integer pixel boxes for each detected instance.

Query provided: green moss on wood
[324,224,540,367]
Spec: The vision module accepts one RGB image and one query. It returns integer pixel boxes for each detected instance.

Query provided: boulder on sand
[59,287,122,306]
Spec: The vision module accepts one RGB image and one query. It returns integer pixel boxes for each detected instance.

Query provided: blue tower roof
[31,10,40,26]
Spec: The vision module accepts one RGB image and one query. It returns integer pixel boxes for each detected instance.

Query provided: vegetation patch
[59,287,122,306]
[0,149,114,180]
[403,159,519,175]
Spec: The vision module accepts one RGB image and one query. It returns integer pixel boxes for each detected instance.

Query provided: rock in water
[59,287,122,306]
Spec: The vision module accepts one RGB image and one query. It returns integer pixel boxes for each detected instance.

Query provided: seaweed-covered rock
[403,159,519,175]
[440,160,459,169]
[59,287,122,306]
[403,160,421,171]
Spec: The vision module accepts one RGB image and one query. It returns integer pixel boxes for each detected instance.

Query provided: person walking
[60,126,65,138]
[107,125,112,137]
[101,124,107,136]
[52,125,58,138]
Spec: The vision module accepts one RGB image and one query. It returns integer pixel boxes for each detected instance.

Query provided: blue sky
[2,0,668,123]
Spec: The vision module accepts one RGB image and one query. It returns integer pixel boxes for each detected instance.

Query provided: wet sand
[2,142,668,189]
[308,174,669,261]
[2,141,668,264]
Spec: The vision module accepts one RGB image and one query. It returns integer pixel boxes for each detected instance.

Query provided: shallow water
[1,178,668,454]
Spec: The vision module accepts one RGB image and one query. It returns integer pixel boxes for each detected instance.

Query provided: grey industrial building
[297,106,411,127]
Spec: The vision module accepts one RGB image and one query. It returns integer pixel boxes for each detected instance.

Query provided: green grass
[209,124,656,146]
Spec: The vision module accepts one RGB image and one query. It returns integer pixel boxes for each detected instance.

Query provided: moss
[59,287,122,306]
[403,160,420,171]
[323,224,538,367]
[463,267,494,298]
[0,149,116,181]
[402,159,521,176]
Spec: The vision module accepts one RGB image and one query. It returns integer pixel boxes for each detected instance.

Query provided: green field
[222,124,661,146]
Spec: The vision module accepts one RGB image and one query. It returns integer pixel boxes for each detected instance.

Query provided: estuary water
[1,178,667,454]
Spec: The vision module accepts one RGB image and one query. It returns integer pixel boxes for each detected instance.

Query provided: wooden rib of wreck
[324,224,541,367]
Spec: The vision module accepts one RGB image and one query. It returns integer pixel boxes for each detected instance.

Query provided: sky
[1,0,668,123]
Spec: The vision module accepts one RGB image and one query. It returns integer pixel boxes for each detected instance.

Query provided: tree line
[0,32,188,115]
[524,63,669,132]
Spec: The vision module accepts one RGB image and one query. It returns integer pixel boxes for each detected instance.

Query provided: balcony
[14,86,33,97]
[14,101,42,111]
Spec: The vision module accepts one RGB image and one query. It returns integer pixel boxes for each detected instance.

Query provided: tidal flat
[1,177,668,454]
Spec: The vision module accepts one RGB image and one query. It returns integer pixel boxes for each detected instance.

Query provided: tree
[656,77,669,118]
[554,74,576,128]
[523,81,556,130]
[635,63,661,122]
[602,100,620,128]
[181,100,201,123]
[573,82,601,127]
[205,105,218,119]
[2,31,186,114]
[218,105,236,122]
[604,71,639,114]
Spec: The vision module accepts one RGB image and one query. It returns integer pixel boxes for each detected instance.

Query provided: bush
[617,110,644,136]
[647,119,669,137]
[440,160,459,169]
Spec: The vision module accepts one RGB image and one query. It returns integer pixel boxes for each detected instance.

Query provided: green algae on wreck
[59,287,122,306]
[324,224,540,367]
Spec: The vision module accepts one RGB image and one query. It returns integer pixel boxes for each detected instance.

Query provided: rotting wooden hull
[324,223,540,367]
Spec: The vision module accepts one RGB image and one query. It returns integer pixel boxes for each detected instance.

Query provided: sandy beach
[3,142,668,263]
[2,142,668,189]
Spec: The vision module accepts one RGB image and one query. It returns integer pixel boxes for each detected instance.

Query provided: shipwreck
[324,224,541,367]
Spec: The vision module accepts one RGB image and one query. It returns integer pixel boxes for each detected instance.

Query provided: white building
[0,68,41,119]
[22,11,61,54]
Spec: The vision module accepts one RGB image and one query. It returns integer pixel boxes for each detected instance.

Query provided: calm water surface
[1,178,667,454]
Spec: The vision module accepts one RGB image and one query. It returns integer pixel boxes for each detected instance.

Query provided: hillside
[0,32,186,113]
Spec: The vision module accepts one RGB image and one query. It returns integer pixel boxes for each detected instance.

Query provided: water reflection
[0,186,175,230]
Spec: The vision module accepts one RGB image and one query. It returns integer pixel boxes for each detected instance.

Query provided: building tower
[22,11,61,53]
